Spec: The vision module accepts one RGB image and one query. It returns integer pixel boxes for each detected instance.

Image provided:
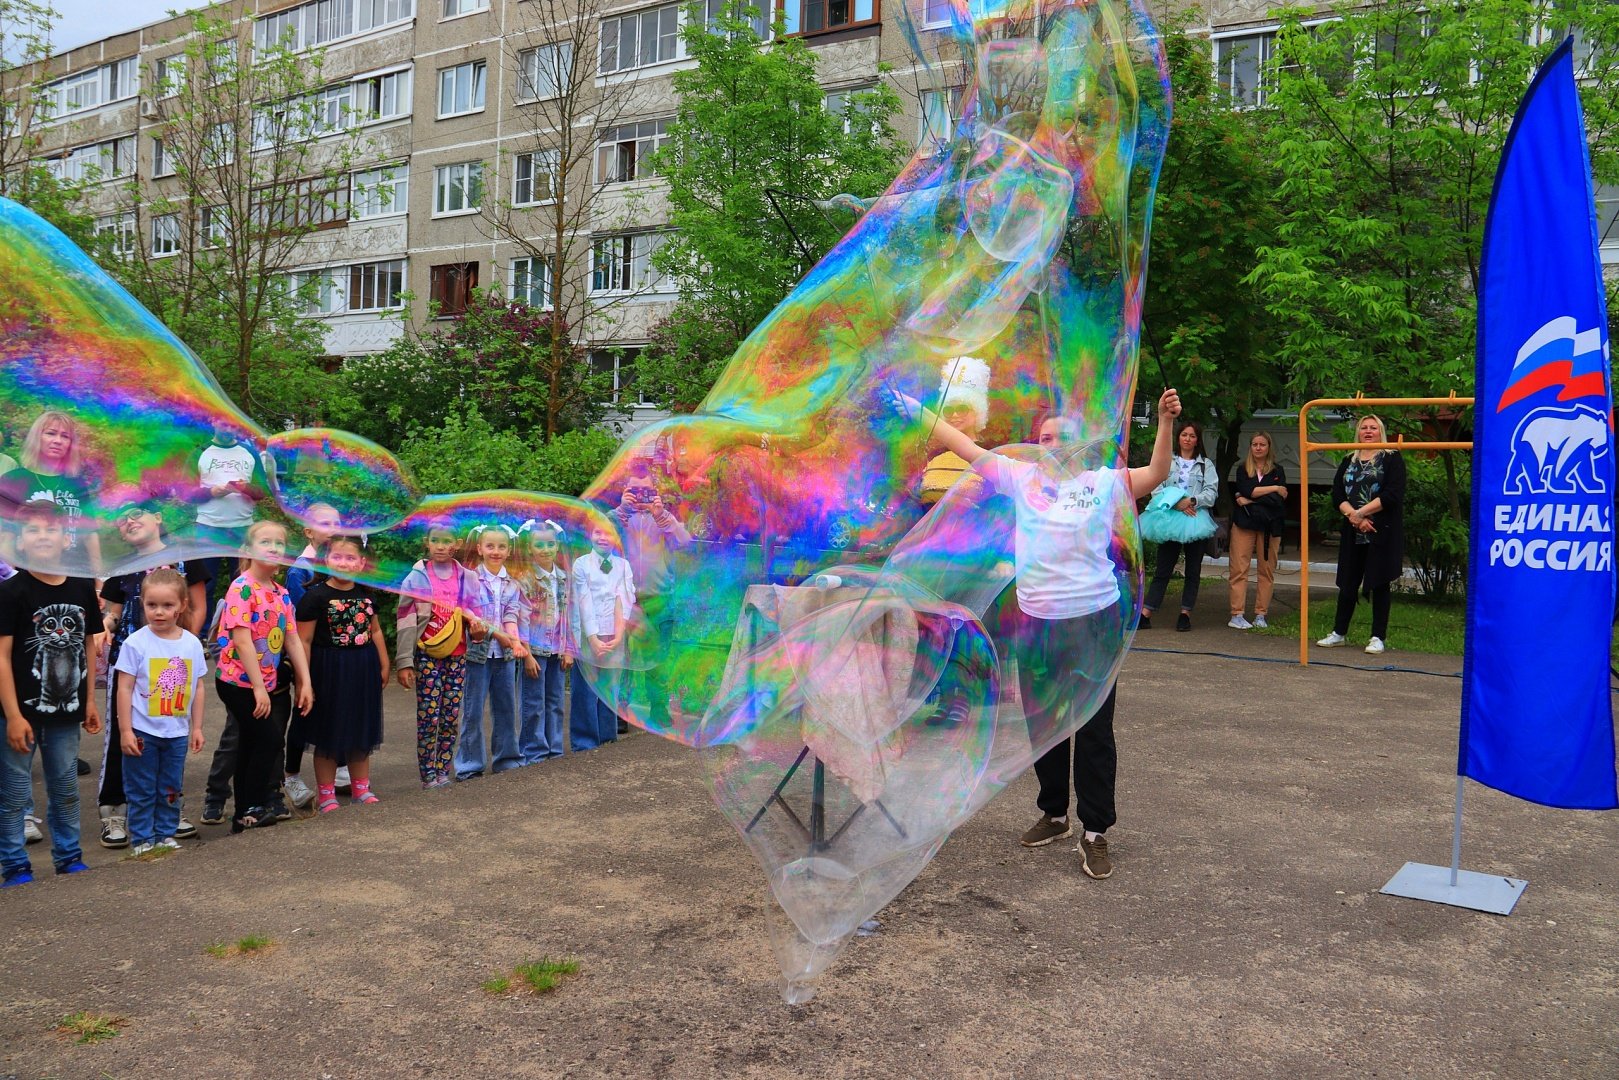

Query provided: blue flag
[1461,39,1617,810]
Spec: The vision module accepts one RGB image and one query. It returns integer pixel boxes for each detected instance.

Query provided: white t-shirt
[196,444,258,527]
[977,453,1125,620]
[113,626,207,739]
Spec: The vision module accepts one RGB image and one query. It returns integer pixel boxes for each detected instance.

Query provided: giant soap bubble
[0,0,1169,1005]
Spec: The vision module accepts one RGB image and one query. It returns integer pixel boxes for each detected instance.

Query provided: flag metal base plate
[1380,861,1527,915]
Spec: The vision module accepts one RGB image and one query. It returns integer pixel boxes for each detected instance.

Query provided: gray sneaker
[1020,815,1074,848]
[1078,834,1113,879]
[23,815,43,844]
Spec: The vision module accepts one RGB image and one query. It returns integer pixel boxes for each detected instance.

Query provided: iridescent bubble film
[0,0,1168,1006]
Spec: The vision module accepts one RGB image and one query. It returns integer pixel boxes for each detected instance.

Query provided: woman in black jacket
[1317,415,1405,655]
[1227,432,1288,629]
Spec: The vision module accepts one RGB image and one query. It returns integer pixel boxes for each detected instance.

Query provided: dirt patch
[2,633,1615,1078]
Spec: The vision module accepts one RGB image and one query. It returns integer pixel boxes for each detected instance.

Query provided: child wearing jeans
[396,521,478,788]
[453,524,529,780]
[114,569,207,855]
[514,520,572,764]
[0,500,102,886]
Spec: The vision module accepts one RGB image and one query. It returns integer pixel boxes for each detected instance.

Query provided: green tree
[640,3,907,410]
[1248,0,1619,402]
[1141,16,1282,496]
[342,287,611,447]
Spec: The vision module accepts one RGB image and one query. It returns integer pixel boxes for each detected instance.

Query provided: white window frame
[919,88,955,147]
[1597,184,1619,266]
[152,137,174,177]
[920,0,951,29]
[353,65,412,123]
[438,59,487,118]
[512,149,558,206]
[205,122,236,167]
[517,42,573,102]
[433,161,484,216]
[288,266,345,314]
[348,258,407,311]
[590,346,656,407]
[599,2,683,75]
[703,0,769,39]
[590,232,671,295]
[1212,29,1278,109]
[254,0,416,54]
[46,136,134,183]
[40,57,139,122]
[595,118,669,185]
[442,0,489,19]
[151,214,181,257]
[509,256,553,309]
[351,164,409,219]
[154,55,185,99]
[201,205,229,248]
[95,212,137,256]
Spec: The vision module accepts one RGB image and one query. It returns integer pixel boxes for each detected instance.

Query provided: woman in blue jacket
[1142,421,1219,631]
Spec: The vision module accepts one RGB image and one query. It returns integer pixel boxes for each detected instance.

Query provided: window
[40,57,139,120]
[94,212,136,256]
[1598,184,1619,266]
[352,165,408,218]
[517,42,572,101]
[354,67,412,121]
[442,0,488,17]
[430,261,479,315]
[204,122,236,166]
[151,214,180,257]
[152,137,174,177]
[201,205,229,248]
[782,0,877,36]
[434,161,484,215]
[288,258,405,314]
[591,347,653,406]
[252,176,349,233]
[438,60,487,117]
[919,88,954,147]
[154,55,185,98]
[825,85,877,134]
[596,119,668,184]
[349,258,406,310]
[704,0,767,39]
[591,233,669,294]
[254,0,415,54]
[1214,32,1276,108]
[510,256,553,308]
[513,150,557,205]
[921,0,950,27]
[46,137,134,183]
[599,3,681,74]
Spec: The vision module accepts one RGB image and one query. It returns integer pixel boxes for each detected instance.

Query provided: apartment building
[12,0,1025,428]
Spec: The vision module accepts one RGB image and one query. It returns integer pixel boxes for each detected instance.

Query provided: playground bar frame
[1296,394,1474,665]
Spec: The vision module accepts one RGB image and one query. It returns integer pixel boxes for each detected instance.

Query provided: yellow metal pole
[1293,395,1475,667]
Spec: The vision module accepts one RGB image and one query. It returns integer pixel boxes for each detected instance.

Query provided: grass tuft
[205,935,274,958]
[485,958,581,996]
[57,1011,125,1044]
[481,975,512,995]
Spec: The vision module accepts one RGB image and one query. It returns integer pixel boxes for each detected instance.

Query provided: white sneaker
[156,837,181,851]
[1254,615,1268,629]
[1317,632,1347,647]
[283,774,315,809]
[1228,615,1253,630]
[23,815,43,843]
[129,841,155,857]
[1365,637,1386,655]
[334,766,352,793]
[99,806,128,849]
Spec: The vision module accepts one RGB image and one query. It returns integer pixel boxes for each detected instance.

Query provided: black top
[295,581,379,651]
[1331,451,1407,592]
[1231,464,1287,536]
[0,469,90,552]
[0,571,100,727]
[101,559,210,663]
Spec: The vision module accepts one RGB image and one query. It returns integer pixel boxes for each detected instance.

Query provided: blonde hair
[1242,432,1277,478]
[21,411,83,476]
[141,567,190,616]
[1357,414,1387,443]
[236,519,287,575]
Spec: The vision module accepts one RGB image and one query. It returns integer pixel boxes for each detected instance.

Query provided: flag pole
[1449,775,1464,887]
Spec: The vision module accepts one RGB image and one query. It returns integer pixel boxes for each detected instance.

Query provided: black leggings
[1145,539,1208,613]
[1333,541,1392,639]
[215,680,290,816]
[1011,607,1121,834]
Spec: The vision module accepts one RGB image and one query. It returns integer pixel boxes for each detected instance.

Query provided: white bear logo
[1503,404,1611,496]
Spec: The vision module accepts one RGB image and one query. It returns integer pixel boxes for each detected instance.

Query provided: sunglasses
[116,508,154,526]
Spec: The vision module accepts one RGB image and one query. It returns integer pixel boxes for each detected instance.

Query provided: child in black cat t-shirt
[0,500,102,887]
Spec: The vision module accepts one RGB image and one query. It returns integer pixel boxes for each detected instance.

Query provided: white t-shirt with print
[113,625,207,739]
[976,453,1125,620]
[196,444,258,527]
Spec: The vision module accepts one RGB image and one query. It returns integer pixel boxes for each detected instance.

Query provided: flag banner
[1461,38,1618,810]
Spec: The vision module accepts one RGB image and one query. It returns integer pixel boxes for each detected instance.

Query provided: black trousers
[97,683,126,807]
[1145,538,1208,613]
[1011,608,1120,835]
[1333,541,1391,639]
[214,680,289,815]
